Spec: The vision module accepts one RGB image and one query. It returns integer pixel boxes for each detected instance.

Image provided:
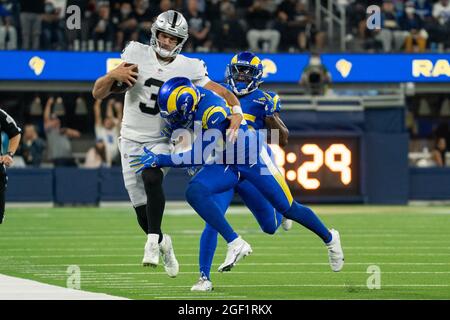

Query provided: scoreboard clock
[269,135,362,199]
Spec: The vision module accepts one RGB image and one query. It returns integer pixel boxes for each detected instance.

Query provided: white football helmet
[150,10,188,58]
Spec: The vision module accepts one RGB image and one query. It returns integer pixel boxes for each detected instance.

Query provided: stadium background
[1,0,449,204]
[0,0,449,300]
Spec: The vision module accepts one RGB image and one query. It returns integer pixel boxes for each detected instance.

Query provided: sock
[284,202,332,243]
[186,182,238,243]
[142,168,165,243]
[134,205,148,234]
[199,224,218,280]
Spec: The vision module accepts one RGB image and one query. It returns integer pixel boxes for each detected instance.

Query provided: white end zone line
[0,274,128,300]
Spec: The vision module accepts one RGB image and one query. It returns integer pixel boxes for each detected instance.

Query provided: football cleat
[159,234,179,278]
[281,217,292,231]
[326,229,344,272]
[191,276,213,292]
[142,234,159,267]
[218,236,252,272]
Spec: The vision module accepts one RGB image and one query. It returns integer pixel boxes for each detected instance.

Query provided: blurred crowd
[2,0,449,53]
[2,94,123,168]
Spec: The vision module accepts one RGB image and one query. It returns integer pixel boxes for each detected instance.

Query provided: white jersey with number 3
[120,41,210,143]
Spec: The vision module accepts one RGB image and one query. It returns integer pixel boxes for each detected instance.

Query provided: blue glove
[129,147,159,174]
[263,92,276,117]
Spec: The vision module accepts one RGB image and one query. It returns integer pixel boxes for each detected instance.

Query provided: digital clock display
[270,136,361,197]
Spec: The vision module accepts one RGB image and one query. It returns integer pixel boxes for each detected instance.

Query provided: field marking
[0,274,128,300]
[1,252,450,259]
[4,262,450,268]
[1,246,449,251]
[2,232,450,240]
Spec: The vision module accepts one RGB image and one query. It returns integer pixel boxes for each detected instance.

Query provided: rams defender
[130,77,345,287]
[92,10,243,277]
[193,52,293,291]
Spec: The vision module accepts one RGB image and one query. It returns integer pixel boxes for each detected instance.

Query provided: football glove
[263,92,276,117]
[129,147,160,174]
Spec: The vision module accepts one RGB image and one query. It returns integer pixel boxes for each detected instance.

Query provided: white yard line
[0,274,128,300]
[5,262,450,268]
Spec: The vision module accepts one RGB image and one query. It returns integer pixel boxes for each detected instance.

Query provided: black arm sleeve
[0,109,21,138]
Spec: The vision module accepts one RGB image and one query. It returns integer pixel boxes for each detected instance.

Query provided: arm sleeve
[0,109,21,138]
[191,59,211,87]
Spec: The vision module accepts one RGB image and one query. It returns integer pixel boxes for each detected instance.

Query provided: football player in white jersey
[92,10,243,278]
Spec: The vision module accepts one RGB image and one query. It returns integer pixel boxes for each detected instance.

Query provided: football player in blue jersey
[129,77,344,289]
[190,52,294,291]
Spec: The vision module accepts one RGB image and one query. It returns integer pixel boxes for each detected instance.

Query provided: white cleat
[159,234,179,278]
[326,229,344,272]
[142,234,159,267]
[191,276,213,292]
[281,217,292,231]
[218,236,252,272]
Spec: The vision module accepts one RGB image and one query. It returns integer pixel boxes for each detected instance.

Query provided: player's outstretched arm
[92,62,138,100]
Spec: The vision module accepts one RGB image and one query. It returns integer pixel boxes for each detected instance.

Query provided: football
[110,63,138,94]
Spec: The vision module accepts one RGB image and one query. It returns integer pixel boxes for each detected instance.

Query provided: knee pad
[141,168,163,189]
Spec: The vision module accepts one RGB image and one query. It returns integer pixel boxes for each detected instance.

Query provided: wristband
[6,152,14,158]
[232,105,243,115]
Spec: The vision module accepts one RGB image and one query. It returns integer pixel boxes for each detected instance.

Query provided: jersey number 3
[139,78,164,115]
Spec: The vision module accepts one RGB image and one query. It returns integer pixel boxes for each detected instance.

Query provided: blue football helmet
[226,51,263,96]
[157,77,200,128]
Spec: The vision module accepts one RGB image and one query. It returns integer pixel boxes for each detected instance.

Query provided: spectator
[113,2,138,51]
[93,99,121,165]
[91,2,114,51]
[153,0,173,17]
[41,0,65,50]
[184,0,212,52]
[20,124,46,167]
[246,0,280,53]
[84,139,109,168]
[134,0,153,44]
[375,0,408,52]
[429,0,450,49]
[213,1,246,52]
[400,1,427,52]
[432,0,450,25]
[431,136,447,167]
[43,97,80,167]
[414,0,433,19]
[19,0,45,50]
[0,0,18,49]
[276,0,324,52]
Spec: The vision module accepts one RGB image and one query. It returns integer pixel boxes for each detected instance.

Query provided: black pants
[0,165,7,224]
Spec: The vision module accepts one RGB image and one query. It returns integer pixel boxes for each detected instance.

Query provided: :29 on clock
[270,137,361,197]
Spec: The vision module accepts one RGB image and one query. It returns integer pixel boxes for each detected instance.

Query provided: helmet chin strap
[154,37,182,59]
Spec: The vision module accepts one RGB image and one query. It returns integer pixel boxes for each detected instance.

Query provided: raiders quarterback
[92,10,243,278]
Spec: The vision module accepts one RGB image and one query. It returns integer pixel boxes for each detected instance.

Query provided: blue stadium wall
[3,52,450,204]
[6,106,449,204]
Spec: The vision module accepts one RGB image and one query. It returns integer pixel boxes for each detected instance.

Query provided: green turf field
[0,205,449,300]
